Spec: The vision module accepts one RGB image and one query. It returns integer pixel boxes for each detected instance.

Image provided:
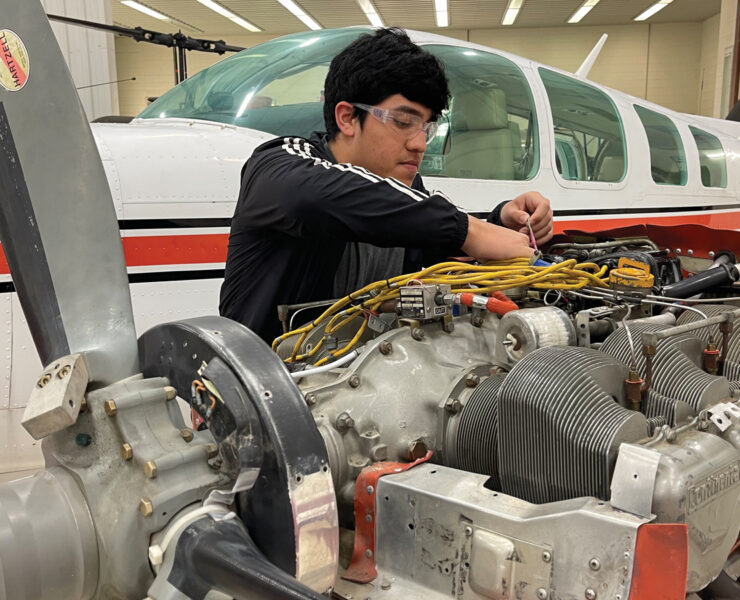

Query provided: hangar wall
[115,17,722,119]
[40,0,119,120]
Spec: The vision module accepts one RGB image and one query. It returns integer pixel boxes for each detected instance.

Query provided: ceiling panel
[109,0,722,39]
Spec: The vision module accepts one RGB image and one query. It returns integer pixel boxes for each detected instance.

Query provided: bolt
[104,399,117,416]
[675,248,682,255]
[75,433,92,447]
[139,498,153,517]
[37,374,51,388]
[537,589,548,600]
[445,398,462,414]
[464,526,473,537]
[206,443,219,459]
[305,393,317,406]
[121,443,133,461]
[349,374,361,388]
[144,461,158,479]
[58,365,71,379]
[687,249,694,256]
[365,514,372,522]
[180,428,194,443]
[709,251,716,258]
[589,558,601,571]
[164,386,177,401]
[472,315,484,328]
[542,551,552,563]
[366,485,374,495]
[407,440,427,461]
[365,549,373,559]
[465,373,480,387]
[379,340,393,355]
[335,412,355,433]
[585,589,597,600]
[411,327,425,341]
[381,580,392,590]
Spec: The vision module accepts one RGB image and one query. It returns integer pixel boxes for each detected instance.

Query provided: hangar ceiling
[110,0,722,38]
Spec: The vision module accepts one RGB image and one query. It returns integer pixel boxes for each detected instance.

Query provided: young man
[220,28,553,343]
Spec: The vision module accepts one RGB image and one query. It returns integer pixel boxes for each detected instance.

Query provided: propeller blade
[0,0,138,384]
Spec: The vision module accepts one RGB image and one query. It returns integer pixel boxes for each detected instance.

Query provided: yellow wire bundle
[273,258,608,366]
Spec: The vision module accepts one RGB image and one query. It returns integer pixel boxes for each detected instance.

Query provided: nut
[348,374,361,388]
[379,340,393,355]
[37,374,51,388]
[365,549,373,558]
[465,373,480,387]
[407,440,427,461]
[335,412,355,433]
[57,365,71,379]
[305,393,317,406]
[121,443,133,461]
[139,498,153,517]
[164,386,177,400]
[104,399,117,416]
[206,443,219,459]
[80,397,88,413]
[585,589,597,600]
[445,398,462,414]
[411,327,425,341]
[180,428,194,443]
[144,461,158,479]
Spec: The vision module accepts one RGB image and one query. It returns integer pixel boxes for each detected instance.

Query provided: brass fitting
[121,443,133,461]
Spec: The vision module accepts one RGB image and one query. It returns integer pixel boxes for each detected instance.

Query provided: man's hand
[500,191,553,246]
[462,215,533,261]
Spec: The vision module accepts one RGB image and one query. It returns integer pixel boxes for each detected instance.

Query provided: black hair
[323,28,450,139]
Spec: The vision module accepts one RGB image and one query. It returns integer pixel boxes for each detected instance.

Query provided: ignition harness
[272,258,608,366]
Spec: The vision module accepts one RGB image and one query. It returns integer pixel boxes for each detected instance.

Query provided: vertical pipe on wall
[729,0,740,112]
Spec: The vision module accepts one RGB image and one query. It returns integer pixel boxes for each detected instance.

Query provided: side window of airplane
[538,68,626,183]
[689,126,727,188]
[420,45,539,181]
[633,105,687,186]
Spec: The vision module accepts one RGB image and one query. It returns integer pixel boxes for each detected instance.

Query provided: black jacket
[219,132,503,342]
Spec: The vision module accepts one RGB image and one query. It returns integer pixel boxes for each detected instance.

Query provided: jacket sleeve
[237,137,469,254]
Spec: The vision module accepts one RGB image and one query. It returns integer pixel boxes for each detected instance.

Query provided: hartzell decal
[688,462,740,513]
[0,30,29,92]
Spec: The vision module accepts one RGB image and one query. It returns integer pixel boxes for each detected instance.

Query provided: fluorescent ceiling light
[434,0,449,28]
[276,0,322,30]
[568,0,600,24]
[121,1,169,21]
[195,0,261,32]
[502,0,523,26]
[356,0,384,27]
[634,0,674,22]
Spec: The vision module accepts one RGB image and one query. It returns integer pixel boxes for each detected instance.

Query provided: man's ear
[334,101,358,137]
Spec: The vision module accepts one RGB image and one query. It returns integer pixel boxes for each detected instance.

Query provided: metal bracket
[21,353,89,439]
[610,443,661,518]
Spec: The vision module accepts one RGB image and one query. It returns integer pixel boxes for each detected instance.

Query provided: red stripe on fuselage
[0,212,736,277]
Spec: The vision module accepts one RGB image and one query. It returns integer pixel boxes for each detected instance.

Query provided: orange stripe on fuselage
[0,212,736,277]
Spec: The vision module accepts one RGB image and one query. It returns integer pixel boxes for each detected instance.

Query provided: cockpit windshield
[138,28,368,138]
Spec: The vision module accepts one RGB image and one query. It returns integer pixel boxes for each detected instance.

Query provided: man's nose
[406,128,427,152]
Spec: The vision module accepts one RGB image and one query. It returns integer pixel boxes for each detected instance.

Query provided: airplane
[3,5,740,598]
[2,22,740,475]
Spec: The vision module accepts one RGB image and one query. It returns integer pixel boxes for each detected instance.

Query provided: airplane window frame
[538,67,627,186]
[419,44,540,182]
[688,126,728,189]
[633,105,688,187]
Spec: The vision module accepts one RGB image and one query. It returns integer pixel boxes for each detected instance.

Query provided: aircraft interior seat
[509,121,524,178]
[444,87,515,180]
[592,140,625,182]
